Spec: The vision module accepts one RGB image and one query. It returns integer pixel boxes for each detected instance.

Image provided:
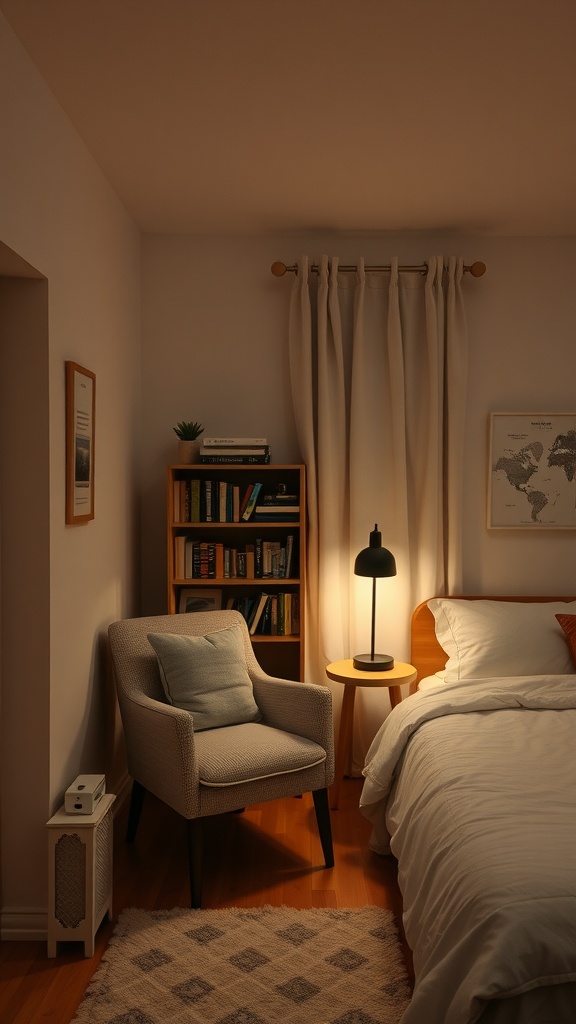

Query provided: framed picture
[178,588,223,614]
[65,361,95,524]
[488,412,576,529]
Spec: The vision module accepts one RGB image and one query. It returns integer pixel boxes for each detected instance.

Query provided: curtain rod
[271,259,486,278]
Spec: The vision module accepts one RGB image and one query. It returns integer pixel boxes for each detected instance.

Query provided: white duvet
[360,676,576,1024]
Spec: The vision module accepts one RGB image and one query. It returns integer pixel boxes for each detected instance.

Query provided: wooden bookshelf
[167,464,306,680]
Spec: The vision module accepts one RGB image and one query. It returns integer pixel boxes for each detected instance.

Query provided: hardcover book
[200,452,271,464]
[202,437,268,447]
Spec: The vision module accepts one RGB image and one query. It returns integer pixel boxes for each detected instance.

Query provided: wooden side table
[326,659,417,809]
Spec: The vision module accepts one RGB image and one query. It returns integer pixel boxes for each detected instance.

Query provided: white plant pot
[177,440,201,464]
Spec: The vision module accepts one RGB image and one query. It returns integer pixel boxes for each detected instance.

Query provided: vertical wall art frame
[65,361,95,524]
[488,412,576,529]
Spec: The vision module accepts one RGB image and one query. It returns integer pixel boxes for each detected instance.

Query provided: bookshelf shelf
[167,464,306,680]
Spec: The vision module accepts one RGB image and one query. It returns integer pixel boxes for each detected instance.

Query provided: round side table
[326,659,417,810]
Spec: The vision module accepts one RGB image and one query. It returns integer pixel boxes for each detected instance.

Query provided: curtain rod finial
[271,261,288,277]
[468,261,486,277]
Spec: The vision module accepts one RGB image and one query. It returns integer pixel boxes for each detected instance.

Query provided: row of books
[173,479,300,523]
[174,535,296,579]
[226,591,300,636]
[199,437,271,464]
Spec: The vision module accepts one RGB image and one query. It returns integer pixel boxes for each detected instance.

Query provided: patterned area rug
[72,905,411,1024]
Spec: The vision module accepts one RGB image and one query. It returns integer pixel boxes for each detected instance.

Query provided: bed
[359,595,576,1024]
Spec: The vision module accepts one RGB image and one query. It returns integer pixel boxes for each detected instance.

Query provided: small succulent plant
[173,420,204,440]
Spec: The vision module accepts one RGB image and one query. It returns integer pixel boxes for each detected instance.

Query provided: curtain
[288,255,469,772]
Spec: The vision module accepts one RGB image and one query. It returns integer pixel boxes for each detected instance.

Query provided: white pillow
[428,598,576,681]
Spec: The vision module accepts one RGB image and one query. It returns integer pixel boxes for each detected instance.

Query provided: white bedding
[360,676,576,1024]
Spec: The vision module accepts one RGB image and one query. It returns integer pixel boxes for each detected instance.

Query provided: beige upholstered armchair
[108,609,334,907]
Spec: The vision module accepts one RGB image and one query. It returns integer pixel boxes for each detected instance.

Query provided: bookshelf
[167,464,306,680]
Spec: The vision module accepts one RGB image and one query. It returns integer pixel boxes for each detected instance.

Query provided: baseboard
[1,907,47,941]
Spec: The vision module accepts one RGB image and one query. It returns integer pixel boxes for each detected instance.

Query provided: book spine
[173,480,181,523]
[200,453,271,464]
[249,592,269,634]
[254,537,263,577]
[200,447,269,456]
[241,482,263,520]
[284,535,294,578]
[202,437,268,447]
[190,479,201,522]
[174,535,186,578]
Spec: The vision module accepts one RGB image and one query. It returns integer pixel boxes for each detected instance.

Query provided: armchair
[108,609,334,907]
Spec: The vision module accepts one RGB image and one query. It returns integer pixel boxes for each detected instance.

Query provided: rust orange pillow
[556,614,576,669]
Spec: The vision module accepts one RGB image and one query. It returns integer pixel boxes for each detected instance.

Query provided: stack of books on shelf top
[199,437,271,464]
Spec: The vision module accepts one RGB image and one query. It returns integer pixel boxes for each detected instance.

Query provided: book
[202,437,268,447]
[255,505,299,514]
[204,479,214,521]
[190,478,201,522]
[254,511,299,522]
[200,452,271,464]
[241,482,262,520]
[284,534,294,578]
[262,540,282,578]
[173,479,181,522]
[244,543,255,578]
[200,446,269,456]
[240,483,254,518]
[219,480,227,522]
[291,593,300,634]
[254,536,263,577]
[184,537,195,578]
[174,535,186,578]
[179,479,190,523]
[249,592,269,635]
[269,594,278,634]
[254,503,299,521]
[232,485,240,522]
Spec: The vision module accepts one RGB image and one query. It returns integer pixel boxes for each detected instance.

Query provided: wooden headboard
[409,595,575,693]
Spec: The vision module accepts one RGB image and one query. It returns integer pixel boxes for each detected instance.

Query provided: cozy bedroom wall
[140,233,576,634]
[0,15,141,933]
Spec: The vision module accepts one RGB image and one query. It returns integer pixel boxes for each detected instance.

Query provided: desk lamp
[353,524,396,671]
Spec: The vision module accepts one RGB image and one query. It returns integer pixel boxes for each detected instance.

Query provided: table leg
[330,685,356,810]
[389,685,403,709]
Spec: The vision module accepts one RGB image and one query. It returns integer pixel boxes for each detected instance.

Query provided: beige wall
[0,16,141,936]
[140,233,576,628]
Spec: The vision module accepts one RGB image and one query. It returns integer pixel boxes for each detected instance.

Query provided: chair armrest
[251,672,334,772]
[119,693,200,818]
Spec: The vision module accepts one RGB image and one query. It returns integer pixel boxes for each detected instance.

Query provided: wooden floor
[0,778,412,1024]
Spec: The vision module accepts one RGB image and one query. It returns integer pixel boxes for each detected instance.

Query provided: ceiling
[2,0,576,236]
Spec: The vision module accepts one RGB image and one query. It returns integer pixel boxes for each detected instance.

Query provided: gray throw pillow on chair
[147,626,261,731]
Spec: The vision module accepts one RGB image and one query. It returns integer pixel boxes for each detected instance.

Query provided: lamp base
[353,653,395,672]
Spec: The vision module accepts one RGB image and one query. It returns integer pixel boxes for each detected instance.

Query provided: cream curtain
[288,255,469,772]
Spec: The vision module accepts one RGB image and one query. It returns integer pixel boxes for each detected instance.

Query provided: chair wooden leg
[126,780,146,842]
[187,818,203,909]
[312,787,335,868]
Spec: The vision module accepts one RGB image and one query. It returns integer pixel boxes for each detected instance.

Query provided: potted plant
[173,420,204,464]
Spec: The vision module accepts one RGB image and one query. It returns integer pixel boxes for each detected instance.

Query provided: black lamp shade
[353,524,396,672]
[354,526,396,579]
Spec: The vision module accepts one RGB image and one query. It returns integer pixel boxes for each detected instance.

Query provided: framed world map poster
[488,413,576,528]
